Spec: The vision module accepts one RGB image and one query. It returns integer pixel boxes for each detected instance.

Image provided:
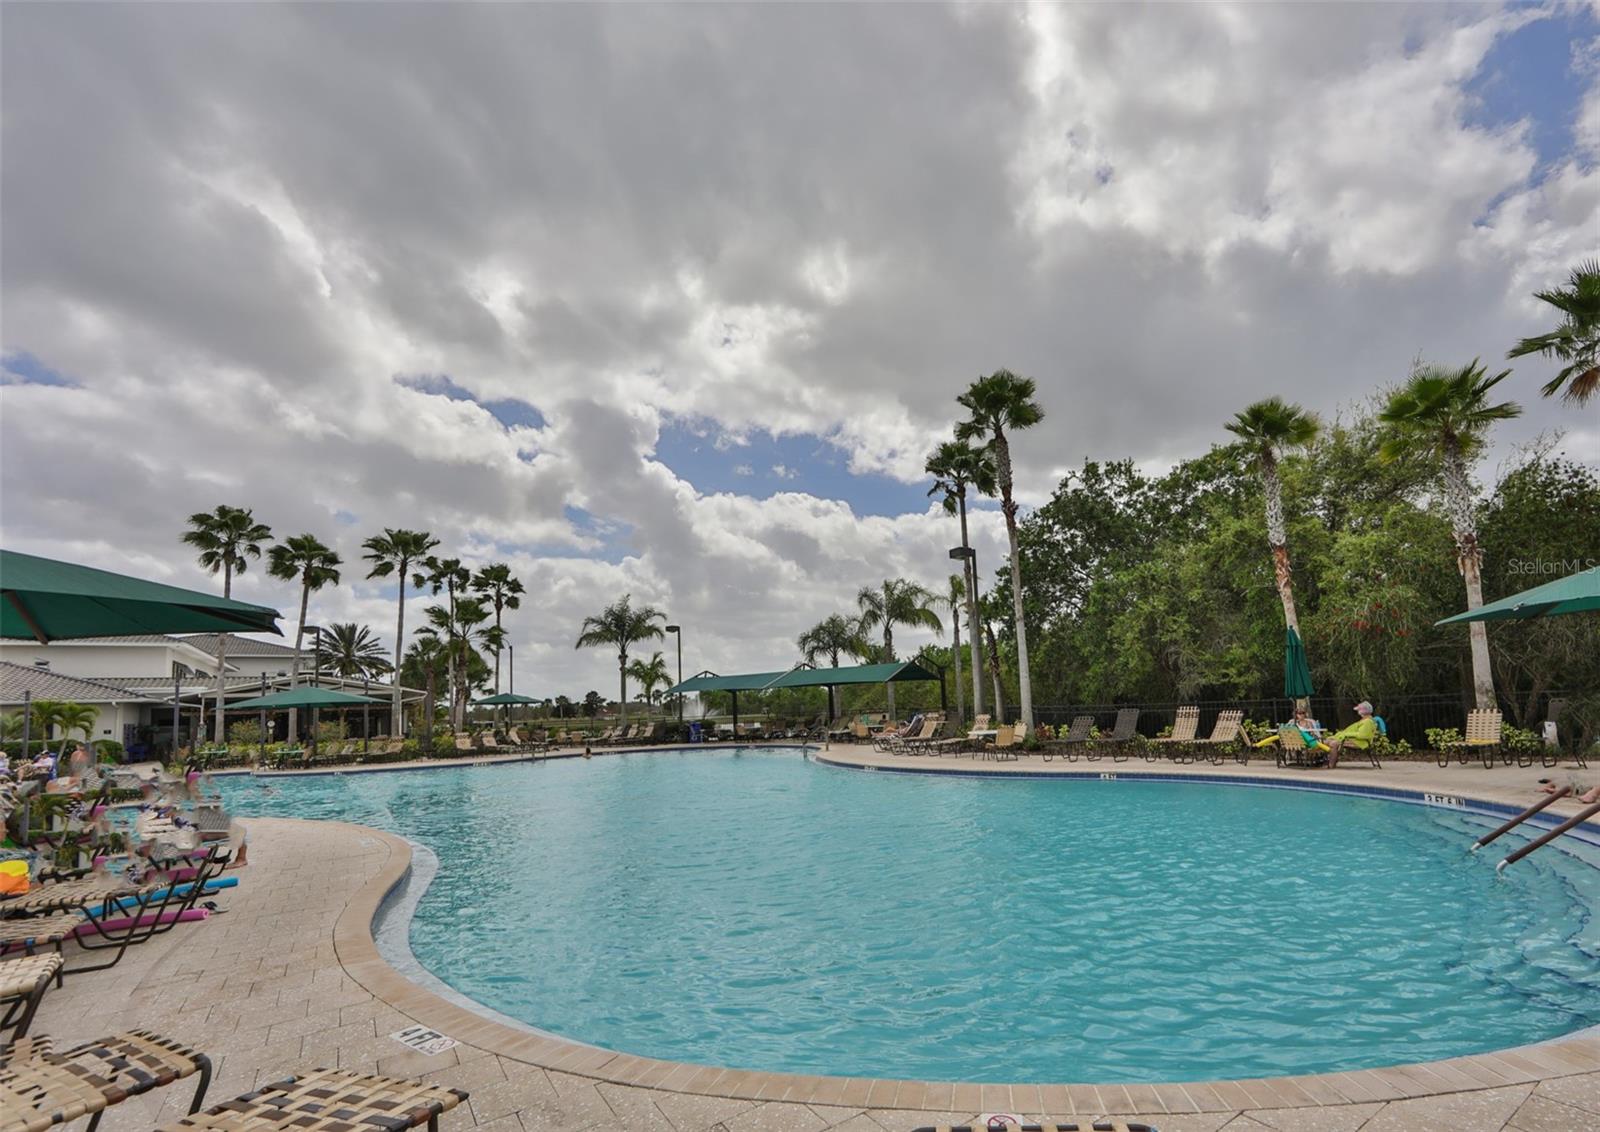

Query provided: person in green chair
[1325,701,1379,768]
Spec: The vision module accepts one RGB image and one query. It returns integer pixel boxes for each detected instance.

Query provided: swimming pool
[220,749,1600,1084]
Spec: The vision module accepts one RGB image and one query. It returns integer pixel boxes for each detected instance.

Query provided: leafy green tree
[856,578,941,718]
[472,563,524,698]
[582,690,604,718]
[321,622,392,680]
[956,369,1044,727]
[266,533,342,738]
[182,504,273,742]
[926,438,997,716]
[418,556,471,726]
[362,528,439,736]
[575,595,665,725]
[1380,361,1522,709]
[1508,259,1600,405]
[627,651,671,711]
[1226,398,1320,704]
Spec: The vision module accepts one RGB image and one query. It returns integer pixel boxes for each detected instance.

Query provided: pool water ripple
[222,749,1600,1083]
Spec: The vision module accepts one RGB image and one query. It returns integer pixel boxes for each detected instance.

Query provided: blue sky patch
[1,350,79,388]
[1465,6,1598,175]
[653,420,935,517]
[394,373,546,431]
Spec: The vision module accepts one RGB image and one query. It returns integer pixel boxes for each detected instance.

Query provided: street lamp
[665,624,683,721]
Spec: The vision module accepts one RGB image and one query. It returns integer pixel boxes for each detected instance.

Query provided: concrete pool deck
[28,757,1600,1132]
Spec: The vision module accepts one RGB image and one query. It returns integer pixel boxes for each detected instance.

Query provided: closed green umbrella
[1284,626,1314,700]
[2,548,281,641]
[1435,566,1599,624]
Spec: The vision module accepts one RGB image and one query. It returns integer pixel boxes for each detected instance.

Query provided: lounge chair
[153,1068,467,1132]
[1042,714,1094,762]
[1148,706,1199,761]
[1440,709,1502,769]
[905,718,946,754]
[0,953,61,1045]
[1191,709,1247,765]
[1091,708,1141,762]
[0,1028,213,1132]
[990,723,1018,760]
[1275,724,1327,768]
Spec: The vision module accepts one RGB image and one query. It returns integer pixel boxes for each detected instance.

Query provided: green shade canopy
[763,660,942,688]
[474,692,540,706]
[228,686,384,710]
[1,549,282,642]
[1284,627,1314,699]
[1435,566,1600,625]
[665,671,790,696]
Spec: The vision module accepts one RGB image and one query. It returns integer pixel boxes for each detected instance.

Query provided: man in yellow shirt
[1326,701,1379,768]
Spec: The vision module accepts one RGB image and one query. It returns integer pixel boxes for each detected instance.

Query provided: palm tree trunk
[958,493,984,716]
[994,430,1033,728]
[985,622,1007,721]
[952,604,965,725]
[619,652,629,726]
[884,626,896,718]
[1261,461,1309,709]
[289,582,309,744]
[214,566,231,744]
[393,566,407,738]
[1443,442,1496,710]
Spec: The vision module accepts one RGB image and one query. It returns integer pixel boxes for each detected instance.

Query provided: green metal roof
[763,660,940,688]
[228,686,385,710]
[665,670,790,695]
[474,692,540,705]
[2,549,282,642]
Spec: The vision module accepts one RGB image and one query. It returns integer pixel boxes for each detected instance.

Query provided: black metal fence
[1029,691,1584,751]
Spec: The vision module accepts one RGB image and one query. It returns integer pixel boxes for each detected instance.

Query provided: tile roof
[180,633,302,658]
[0,662,153,703]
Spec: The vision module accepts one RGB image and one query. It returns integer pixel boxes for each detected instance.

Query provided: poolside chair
[153,1068,467,1132]
[905,718,946,754]
[0,953,61,1045]
[0,1028,212,1132]
[990,723,1018,760]
[1191,709,1247,765]
[1275,725,1327,768]
[1148,705,1200,761]
[1440,709,1503,769]
[1091,708,1141,762]
[1042,714,1094,762]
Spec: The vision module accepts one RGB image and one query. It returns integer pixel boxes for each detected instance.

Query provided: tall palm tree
[321,622,393,680]
[182,505,273,742]
[362,529,438,736]
[627,652,671,713]
[267,534,342,741]
[926,439,997,718]
[401,635,451,747]
[956,369,1044,727]
[856,578,942,718]
[797,613,872,723]
[944,574,967,724]
[1226,398,1320,704]
[471,563,524,697]
[1508,259,1600,405]
[574,595,666,726]
[418,556,471,727]
[1379,361,1522,709]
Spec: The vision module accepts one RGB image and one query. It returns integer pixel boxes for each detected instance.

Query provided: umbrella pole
[19,690,30,841]
[172,675,180,762]
[258,674,267,757]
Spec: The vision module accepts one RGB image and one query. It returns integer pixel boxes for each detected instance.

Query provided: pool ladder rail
[1467,786,1600,872]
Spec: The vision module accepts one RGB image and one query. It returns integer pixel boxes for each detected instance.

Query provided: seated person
[1326,701,1379,768]
[1538,777,1600,804]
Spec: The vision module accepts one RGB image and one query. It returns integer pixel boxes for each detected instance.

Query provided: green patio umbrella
[228,687,384,710]
[1,548,281,641]
[1284,626,1314,700]
[1435,566,1600,625]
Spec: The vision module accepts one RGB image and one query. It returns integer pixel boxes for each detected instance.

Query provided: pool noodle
[90,876,238,917]
[73,909,210,936]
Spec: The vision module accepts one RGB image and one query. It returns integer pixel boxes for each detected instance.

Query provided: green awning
[665,671,790,696]
[474,693,539,706]
[2,549,282,642]
[763,660,941,688]
[1435,566,1600,625]
[229,686,385,710]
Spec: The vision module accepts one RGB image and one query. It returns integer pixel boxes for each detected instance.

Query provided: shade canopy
[764,660,942,688]
[665,671,790,696]
[1435,566,1600,625]
[1,549,282,642]
[1284,627,1314,699]
[228,686,384,710]
[474,692,540,706]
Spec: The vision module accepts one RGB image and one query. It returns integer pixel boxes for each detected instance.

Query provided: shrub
[228,720,266,747]
[1426,726,1463,751]
[313,720,347,744]
[1371,734,1412,758]
[1501,725,1542,756]
[91,739,125,763]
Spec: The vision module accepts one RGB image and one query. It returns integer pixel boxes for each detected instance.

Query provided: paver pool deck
[30,747,1600,1132]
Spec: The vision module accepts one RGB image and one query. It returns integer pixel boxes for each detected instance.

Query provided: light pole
[665,625,683,721]
[508,644,514,731]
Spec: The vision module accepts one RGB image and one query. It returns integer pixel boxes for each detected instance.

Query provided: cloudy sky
[2,2,1597,700]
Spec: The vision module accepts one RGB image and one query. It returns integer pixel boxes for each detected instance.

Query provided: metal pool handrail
[1498,798,1600,873]
[1471,786,1570,852]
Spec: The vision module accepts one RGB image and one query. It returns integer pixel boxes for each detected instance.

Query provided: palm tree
[574,595,666,726]
[796,613,872,723]
[182,505,273,742]
[27,700,66,752]
[321,623,392,680]
[267,534,342,741]
[956,369,1044,727]
[401,635,450,747]
[418,556,471,727]
[627,652,671,713]
[926,439,997,718]
[944,574,967,724]
[1508,259,1600,405]
[471,563,524,698]
[56,703,99,755]
[1226,398,1320,704]
[362,529,438,736]
[1380,361,1522,709]
[856,579,942,718]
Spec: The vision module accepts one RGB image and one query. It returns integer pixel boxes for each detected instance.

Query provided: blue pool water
[220,749,1600,1083]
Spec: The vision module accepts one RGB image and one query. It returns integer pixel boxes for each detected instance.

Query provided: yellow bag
[0,859,29,896]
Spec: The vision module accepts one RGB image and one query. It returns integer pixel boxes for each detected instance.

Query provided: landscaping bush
[91,739,124,763]
[228,720,266,747]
